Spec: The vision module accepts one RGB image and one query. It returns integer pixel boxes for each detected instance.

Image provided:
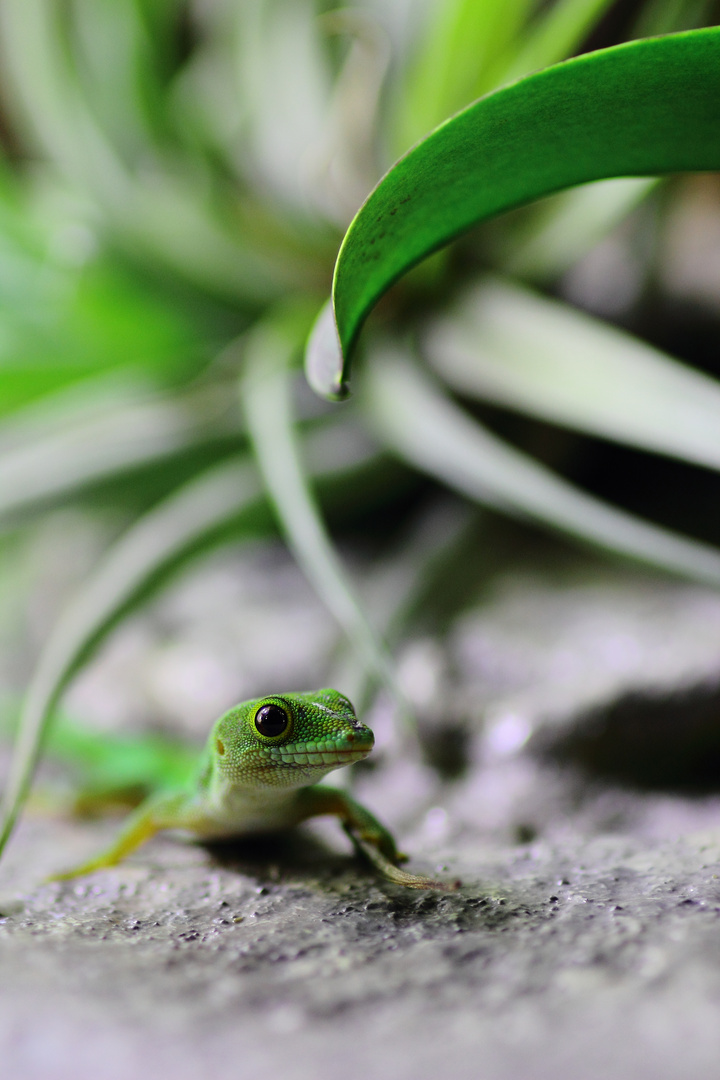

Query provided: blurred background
[2,0,720,829]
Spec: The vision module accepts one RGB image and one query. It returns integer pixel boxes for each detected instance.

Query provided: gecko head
[213,688,374,789]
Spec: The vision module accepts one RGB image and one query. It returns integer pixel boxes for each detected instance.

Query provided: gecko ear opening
[216,738,226,756]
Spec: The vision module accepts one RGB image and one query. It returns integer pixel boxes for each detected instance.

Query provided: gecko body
[55,688,455,890]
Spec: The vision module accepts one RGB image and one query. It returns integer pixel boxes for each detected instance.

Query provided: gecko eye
[254,703,290,738]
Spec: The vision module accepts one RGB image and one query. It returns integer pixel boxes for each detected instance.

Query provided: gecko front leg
[296,786,460,891]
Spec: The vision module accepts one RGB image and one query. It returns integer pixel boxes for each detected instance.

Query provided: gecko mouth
[265,741,373,769]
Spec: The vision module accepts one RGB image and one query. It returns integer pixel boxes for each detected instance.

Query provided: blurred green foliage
[2,0,720,853]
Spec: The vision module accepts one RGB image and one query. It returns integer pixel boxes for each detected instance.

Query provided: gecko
[53,688,457,890]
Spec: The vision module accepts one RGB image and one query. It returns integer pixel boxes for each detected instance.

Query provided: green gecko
[54,688,456,890]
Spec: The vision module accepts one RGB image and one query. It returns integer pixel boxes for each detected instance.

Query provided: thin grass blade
[361,347,720,587]
[395,0,533,152]
[422,276,720,471]
[0,457,261,857]
[0,376,241,522]
[240,315,413,732]
[0,417,383,859]
[500,178,657,280]
[499,0,620,85]
[0,0,291,301]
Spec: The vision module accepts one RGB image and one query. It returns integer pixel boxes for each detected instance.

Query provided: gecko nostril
[346,732,355,743]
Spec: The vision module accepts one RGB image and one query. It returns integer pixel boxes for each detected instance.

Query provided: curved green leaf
[0,456,261,857]
[306,27,720,398]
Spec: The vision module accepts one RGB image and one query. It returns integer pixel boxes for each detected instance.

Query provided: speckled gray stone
[2,816,720,1080]
[3,548,720,1080]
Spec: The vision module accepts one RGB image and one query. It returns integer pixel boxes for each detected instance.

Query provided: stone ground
[2,530,720,1080]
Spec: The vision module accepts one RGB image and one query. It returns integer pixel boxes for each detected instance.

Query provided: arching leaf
[306,28,720,398]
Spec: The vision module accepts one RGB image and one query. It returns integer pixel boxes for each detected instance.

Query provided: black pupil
[255,704,289,738]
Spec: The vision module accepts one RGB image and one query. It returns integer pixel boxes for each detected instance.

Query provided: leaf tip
[304,300,349,402]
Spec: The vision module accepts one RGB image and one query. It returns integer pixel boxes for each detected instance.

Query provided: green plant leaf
[498,0,622,86]
[0,376,242,521]
[306,27,720,398]
[0,213,213,414]
[499,177,657,280]
[0,704,198,802]
[394,0,533,153]
[239,312,414,733]
[330,499,475,715]
[0,455,261,856]
[361,346,720,586]
[0,0,294,302]
[422,276,720,471]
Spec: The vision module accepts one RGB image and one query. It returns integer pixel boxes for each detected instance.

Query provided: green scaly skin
[53,689,457,891]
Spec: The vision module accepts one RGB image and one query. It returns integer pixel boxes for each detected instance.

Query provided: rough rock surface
[2,541,720,1080]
